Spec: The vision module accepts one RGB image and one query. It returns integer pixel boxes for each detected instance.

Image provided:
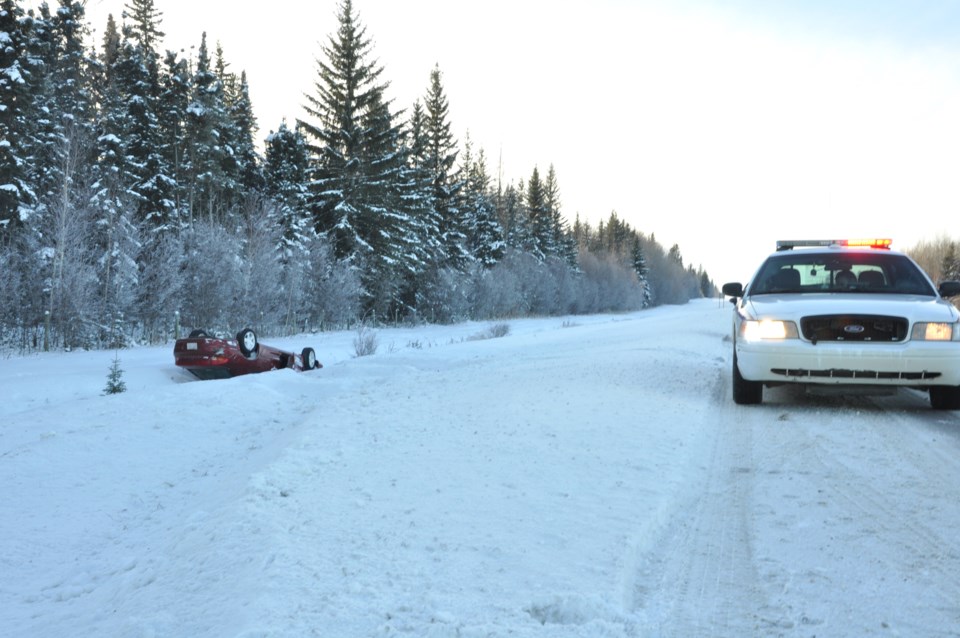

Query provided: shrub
[353,322,379,357]
[468,322,511,341]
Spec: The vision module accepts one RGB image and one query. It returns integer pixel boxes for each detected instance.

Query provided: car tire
[302,347,317,370]
[188,329,209,338]
[929,386,960,410]
[237,328,258,357]
[732,352,763,405]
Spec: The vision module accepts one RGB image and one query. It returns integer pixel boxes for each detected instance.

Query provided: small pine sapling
[104,353,127,395]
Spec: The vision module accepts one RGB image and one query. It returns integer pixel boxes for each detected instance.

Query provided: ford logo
[844,324,866,334]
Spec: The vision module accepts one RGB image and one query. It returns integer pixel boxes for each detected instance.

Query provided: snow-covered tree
[0,0,35,235]
[300,0,413,316]
[543,164,577,269]
[157,48,190,214]
[184,32,229,224]
[115,0,177,231]
[422,64,468,271]
[460,139,504,268]
[227,70,262,193]
[631,236,653,307]
[525,166,551,260]
[497,180,529,251]
[264,121,311,258]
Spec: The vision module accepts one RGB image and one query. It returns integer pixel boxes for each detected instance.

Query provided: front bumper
[735,339,960,386]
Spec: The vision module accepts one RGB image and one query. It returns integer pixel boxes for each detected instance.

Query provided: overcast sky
[57,1,960,283]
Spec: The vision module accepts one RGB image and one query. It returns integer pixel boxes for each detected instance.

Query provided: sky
[36,0,960,284]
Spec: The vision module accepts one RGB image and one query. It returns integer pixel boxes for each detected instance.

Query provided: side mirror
[721,282,744,298]
[938,281,960,298]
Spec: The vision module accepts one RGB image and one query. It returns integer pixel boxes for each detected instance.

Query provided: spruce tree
[632,236,652,307]
[185,32,228,223]
[543,164,577,268]
[402,99,444,305]
[422,65,469,270]
[229,71,262,192]
[264,121,311,258]
[157,48,190,212]
[300,0,413,316]
[115,0,176,231]
[498,181,529,250]
[526,166,551,260]
[91,13,141,336]
[20,4,57,210]
[0,0,33,236]
[460,140,504,268]
[212,42,243,205]
[103,352,127,394]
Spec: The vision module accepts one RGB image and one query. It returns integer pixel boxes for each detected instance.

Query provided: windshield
[748,251,935,296]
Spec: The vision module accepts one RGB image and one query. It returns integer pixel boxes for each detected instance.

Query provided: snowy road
[2,300,960,637]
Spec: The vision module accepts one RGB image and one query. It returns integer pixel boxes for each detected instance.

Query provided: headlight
[741,319,799,341]
[911,322,960,341]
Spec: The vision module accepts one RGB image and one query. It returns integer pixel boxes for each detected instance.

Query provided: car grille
[771,368,941,380]
[800,314,907,343]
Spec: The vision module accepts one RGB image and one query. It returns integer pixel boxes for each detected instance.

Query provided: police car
[721,239,960,409]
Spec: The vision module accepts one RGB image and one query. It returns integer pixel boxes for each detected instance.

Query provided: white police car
[721,239,960,409]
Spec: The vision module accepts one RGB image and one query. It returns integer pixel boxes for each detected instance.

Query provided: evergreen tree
[526,166,551,259]
[422,64,469,270]
[157,48,190,213]
[90,13,141,331]
[123,0,163,53]
[543,164,577,268]
[20,4,57,211]
[211,41,243,204]
[460,140,504,268]
[185,32,229,223]
[103,353,127,394]
[264,121,311,258]
[0,0,34,235]
[498,180,529,250]
[397,99,443,312]
[115,0,176,231]
[698,266,713,298]
[229,71,262,192]
[668,243,683,268]
[632,236,652,307]
[300,0,413,315]
[404,100,443,264]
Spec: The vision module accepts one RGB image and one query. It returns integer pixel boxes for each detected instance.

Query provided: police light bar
[776,239,892,251]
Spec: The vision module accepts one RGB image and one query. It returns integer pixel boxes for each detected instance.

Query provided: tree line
[0,0,713,352]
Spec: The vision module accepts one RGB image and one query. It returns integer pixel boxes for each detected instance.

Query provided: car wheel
[188,329,209,338]
[929,386,960,410]
[302,347,317,370]
[237,328,258,357]
[732,352,763,405]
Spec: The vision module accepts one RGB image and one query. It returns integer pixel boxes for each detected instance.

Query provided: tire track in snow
[630,360,793,637]
[751,390,960,635]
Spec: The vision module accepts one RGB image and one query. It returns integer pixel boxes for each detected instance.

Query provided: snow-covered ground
[3,300,960,637]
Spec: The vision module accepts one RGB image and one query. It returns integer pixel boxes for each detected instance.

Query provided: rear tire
[237,328,258,357]
[301,347,317,370]
[732,352,763,405]
[188,329,209,338]
[930,386,960,410]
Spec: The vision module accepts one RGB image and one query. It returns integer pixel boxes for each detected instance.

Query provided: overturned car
[174,328,322,380]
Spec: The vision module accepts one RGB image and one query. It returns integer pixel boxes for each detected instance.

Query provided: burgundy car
[174,328,322,380]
